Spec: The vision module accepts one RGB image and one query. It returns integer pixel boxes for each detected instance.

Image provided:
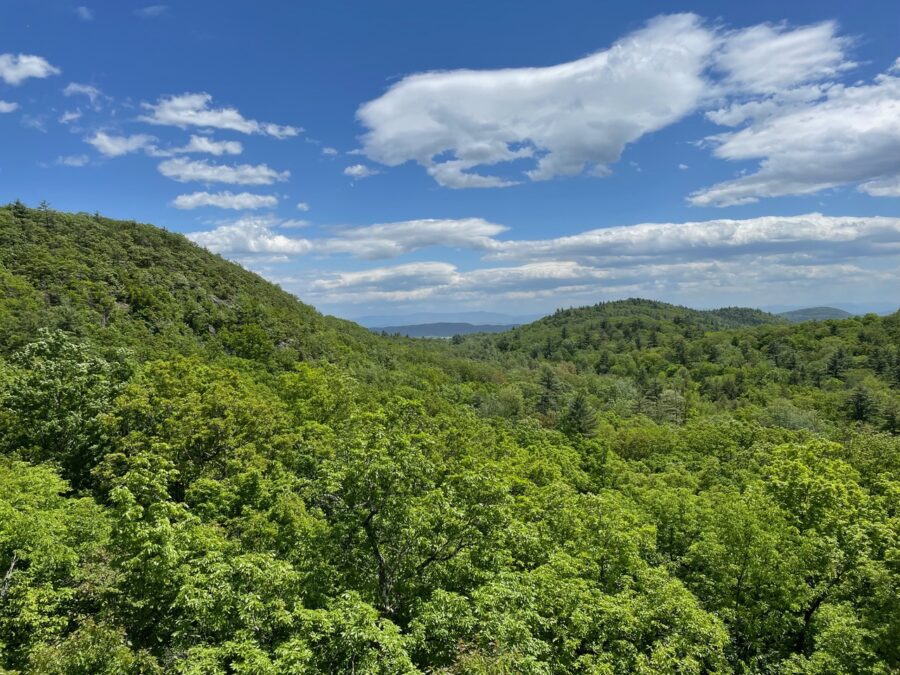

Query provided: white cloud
[59,110,82,124]
[172,191,278,210]
[311,262,460,301]
[490,214,900,263]
[63,82,101,103]
[280,219,310,229]
[859,176,900,197]
[0,101,18,113]
[191,212,899,267]
[75,6,94,21]
[86,131,157,157]
[55,154,90,167]
[157,157,289,185]
[320,218,507,259]
[702,84,834,128]
[172,134,242,156]
[0,54,61,86]
[344,164,378,179]
[354,14,875,196]
[303,260,706,304]
[322,147,338,156]
[296,202,310,211]
[188,212,898,308]
[187,216,506,259]
[134,5,168,18]
[691,65,900,206]
[357,14,716,187]
[186,216,311,253]
[299,254,897,306]
[714,21,854,94]
[140,93,300,138]
[22,115,48,132]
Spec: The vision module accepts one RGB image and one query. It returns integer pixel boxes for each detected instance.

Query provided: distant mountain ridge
[372,322,518,338]
[779,307,855,322]
[355,310,541,328]
[369,301,787,341]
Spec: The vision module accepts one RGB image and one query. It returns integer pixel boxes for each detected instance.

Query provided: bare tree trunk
[1,553,19,601]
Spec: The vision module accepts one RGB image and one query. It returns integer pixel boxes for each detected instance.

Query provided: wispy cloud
[59,110,82,124]
[691,61,900,206]
[186,213,900,309]
[74,6,94,21]
[140,93,300,138]
[171,135,243,156]
[63,82,102,104]
[185,217,505,259]
[713,21,854,95]
[21,115,49,132]
[301,258,891,307]
[488,214,900,264]
[319,218,506,259]
[158,157,289,185]
[55,154,90,167]
[172,191,278,210]
[187,216,312,252]
[134,5,168,19]
[343,164,378,179]
[0,53,61,86]
[86,131,157,157]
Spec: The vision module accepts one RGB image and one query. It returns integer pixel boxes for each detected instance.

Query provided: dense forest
[1,203,897,674]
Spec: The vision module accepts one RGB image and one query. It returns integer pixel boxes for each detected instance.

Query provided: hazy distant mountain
[779,307,855,322]
[371,322,517,337]
[764,302,897,315]
[355,311,541,328]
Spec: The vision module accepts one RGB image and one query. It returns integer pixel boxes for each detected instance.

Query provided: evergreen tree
[827,347,847,378]
[560,391,597,437]
[536,366,560,414]
[847,386,876,422]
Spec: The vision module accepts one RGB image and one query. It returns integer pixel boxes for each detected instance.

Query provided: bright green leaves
[0,253,896,675]
[0,459,111,670]
[108,357,288,497]
[310,400,510,622]
[0,330,125,490]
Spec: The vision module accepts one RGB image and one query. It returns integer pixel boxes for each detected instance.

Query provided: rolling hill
[779,306,855,322]
[0,203,898,674]
[371,322,518,337]
[0,201,381,364]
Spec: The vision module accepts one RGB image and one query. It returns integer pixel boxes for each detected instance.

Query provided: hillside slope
[0,202,376,363]
[780,306,855,322]
[0,205,898,674]
[449,298,784,362]
[372,322,518,337]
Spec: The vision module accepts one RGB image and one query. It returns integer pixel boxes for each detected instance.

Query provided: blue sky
[2,0,899,319]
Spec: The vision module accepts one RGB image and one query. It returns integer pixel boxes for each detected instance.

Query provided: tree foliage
[0,204,897,672]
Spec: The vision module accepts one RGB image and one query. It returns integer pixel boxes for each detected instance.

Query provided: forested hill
[0,202,377,363]
[1,204,898,673]
[780,306,855,323]
[448,297,899,435]
[478,298,786,353]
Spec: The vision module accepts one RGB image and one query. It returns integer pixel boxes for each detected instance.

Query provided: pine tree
[560,392,597,437]
[536,367,560,414]
[827,347,847,378]
[37,200,52,226]
[846,386,876,422]
[11,199,28,219]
